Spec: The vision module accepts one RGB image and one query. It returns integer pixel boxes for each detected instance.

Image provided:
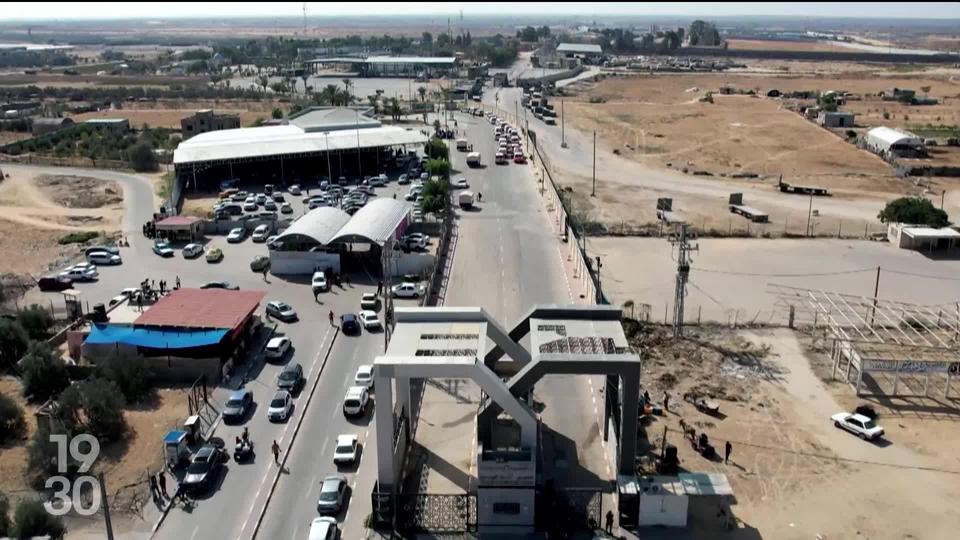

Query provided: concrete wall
[269,249,341,275]
[389,252,435,278]
[677,46,960,64]
[477,487,536,534]
[81,342,221,383]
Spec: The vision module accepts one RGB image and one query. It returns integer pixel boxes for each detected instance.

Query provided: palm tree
[342,78,353,102]
[417,86,427,103]
[367,95,379,115]
[389,97,402,121]
[319,84,339,106]
[258,75,269,94]
[301,73,310,95]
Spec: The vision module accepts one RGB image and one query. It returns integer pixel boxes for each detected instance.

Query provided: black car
[340,314,361,335]
[222,389,253,423]
[182,445,225,492]
[38,276,73,292]
[277,362,303,392]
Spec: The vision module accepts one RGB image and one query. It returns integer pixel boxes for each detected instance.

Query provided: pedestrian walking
[725,441,733,464]
[137,296,143,312]
[158,472,168,497]
[377,280,383,295]
[271,440,281,464]
[175,276,181,289]
[262,267,269,282]
[478,192,483,202]
[605,509,614,534]
[328,310,334,326]
[149,475,159,500]
[664,391,670,412]
[643,389,650,404]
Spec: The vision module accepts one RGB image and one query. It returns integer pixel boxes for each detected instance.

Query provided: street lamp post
[561,99,567,148]
[324,132,332,182]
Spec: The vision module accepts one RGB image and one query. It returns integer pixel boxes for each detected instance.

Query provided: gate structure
[396,493,477,533]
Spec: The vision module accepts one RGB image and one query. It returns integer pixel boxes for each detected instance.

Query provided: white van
[456,138,469,151]
[252,224,271,242]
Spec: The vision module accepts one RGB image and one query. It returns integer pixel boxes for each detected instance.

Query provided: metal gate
[396,493,477,533]
[538,487,603,531]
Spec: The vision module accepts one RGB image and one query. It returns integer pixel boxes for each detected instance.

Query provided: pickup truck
[466,152,482,168]
[459,191,475,209]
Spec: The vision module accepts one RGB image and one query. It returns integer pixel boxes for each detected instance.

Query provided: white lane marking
[237,328,332,537]
[189,526,199,540]
[320,436,330,457]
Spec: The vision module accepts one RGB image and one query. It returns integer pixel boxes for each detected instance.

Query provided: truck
[459,191,475,209]
[456,138,469,151]
[466,152,482,168]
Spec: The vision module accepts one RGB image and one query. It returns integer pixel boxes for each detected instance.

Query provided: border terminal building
[173,106,429,193]
[305,56,459,78]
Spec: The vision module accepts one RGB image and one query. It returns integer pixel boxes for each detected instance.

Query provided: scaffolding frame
[770,284,960,397]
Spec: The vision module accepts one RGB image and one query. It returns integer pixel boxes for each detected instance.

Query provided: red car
[513,153,526,164]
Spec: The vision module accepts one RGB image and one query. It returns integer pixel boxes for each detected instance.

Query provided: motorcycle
[234,438,254,462]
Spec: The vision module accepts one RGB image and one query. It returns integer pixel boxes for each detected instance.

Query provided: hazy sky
[4,2,960,20]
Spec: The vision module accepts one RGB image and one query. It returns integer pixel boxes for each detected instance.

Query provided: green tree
[367,95,379,115]
[127,141,157,172]
[97,355,150,403]
[425,158,451,179]
[425,137,449,160]
[432,119,441,132]
[0,393,26,444]
[420,178,449,214]
[20,342,70,402]
[520,26,539,42]
[17,305,54,340]
[271,107,283,119]
[10,499,64,539]
[0,491,10,537]
[878,197,950,227]
[388,97,402,121]
[60,378,127,443]
[0,319,29,373]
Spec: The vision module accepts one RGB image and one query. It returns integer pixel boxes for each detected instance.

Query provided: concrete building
[31,117,74,136]
[865,126,926,158]
[81,288,266,382]
[84,118,130,133]
[818,111,855,128]
[305,56,459,78]
[882,87,916,102]
[181,109,241,140]
[887,223,960,252]
[556,43,604,62]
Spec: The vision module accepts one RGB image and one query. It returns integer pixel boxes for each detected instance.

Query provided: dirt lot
[0,377,190,517]
[629,325,960,539]
[71,105,270,129]
[726,39,853,53]
[35,174,123,209]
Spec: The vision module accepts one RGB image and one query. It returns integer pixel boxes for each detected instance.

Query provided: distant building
[818,111,855,128]
[556,43,603,62]
[888,223,960,252]
[881,87,916,102]
[493,72,509,87]
[181,109,241,139]
[865,126,926,158]
[305,56,459,78]
[84,118,130,133]
[32,117,74,136]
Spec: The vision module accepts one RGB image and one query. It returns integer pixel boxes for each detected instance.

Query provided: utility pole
[591,130,596,197]
[561,99,566,148]
[869,266,880,327]
[942,190,947,210]
[805,192,814,237]
[99,472,115,540]
[670,224,697,337]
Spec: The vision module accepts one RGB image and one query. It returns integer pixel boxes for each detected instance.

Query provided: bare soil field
[631,326,960,539]
[726,38,853,53]
[0,131,32,145]
[560,69,960,219]
[35,174,123,208]
[71,107,264,129]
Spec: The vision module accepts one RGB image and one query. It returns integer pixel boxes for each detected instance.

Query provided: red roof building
[134,288,266,330]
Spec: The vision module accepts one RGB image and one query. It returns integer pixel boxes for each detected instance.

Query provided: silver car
[316,474,347,514]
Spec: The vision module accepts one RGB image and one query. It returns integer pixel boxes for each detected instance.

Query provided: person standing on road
[725,441,733,464]
[664,391,670,412]
[328,310,335,326]
[149,474,159,500]
[605,510,614,534]
[477,192,482,203]
[158,472,168,498]
[175,276,181,289]
[271,440,281,464]
[377,280,383,295]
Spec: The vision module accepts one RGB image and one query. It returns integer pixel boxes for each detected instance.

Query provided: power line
[693,266,877,278]
[881,268,960,282]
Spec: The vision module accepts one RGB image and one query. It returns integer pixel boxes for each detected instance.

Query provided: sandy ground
[593,236,960,325]
[632,326,960,539]
[0,131,32,145]
[725,39,854,53]
[0,377,190,519]
[70,107,266,129]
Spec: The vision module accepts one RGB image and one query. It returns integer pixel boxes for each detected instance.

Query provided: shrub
[271,107,283,119]
[882,111,890,120]
[27,423,64,483]
[128,141,158,172]
[58,231,98,245]
[17,304,55,340]
[878,197,950,227]
[425,137,449,161]
[0,393,26,444]
[424,158,450,179]
[10,499,64,539]
[20,342,70,402]
[0,319,29,373]
[845,129,857,139]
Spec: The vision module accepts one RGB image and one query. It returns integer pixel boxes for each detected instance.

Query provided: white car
[831,412,884,440]
[343,386,370,416]
[280,202,293,214]
[452,177,469,189]
[227,228,246,243]
[311,271,328,293]
[251,224,271,242]
[412,209,423,221]
[152,242,175,257]
[368,174,386,187]
[333,434,359,464]
[359,310,381,330]
[267,390,293,422]
[360,293,378,310]
[265,336,291,359]
[288,184,301,195]
[308,198,329,210]
[265,300,297,322]
[59,266,98,282]
[307,517,338,540]
[182,243,204,258]
[404,232,430,245]
[86,251,122,265]
[354,364,374,389]
[391,282,423,298]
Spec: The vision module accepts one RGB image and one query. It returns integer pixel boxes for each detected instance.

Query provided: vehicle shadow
[184,463,229,502]
[345,408,374,428]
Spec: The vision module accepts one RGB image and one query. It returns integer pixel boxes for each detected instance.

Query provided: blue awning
[86,324,228,349]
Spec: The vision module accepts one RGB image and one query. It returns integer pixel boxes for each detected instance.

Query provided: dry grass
[726,39,853,53]
[70,107,267,129]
